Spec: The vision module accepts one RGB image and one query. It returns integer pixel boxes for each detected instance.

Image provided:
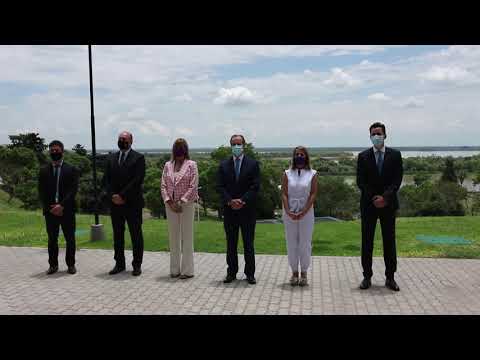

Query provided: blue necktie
[377,151,384,174]
[235,158,241,181]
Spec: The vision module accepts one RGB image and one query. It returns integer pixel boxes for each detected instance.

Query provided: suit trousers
[110,205,144,268]
[165,202,195,276]
[45,212,76,267]
[223,209,256,278]
[283,208,314,273]
[361,206,397,279]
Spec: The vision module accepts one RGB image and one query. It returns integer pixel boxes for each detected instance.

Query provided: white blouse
[284,168,317,213]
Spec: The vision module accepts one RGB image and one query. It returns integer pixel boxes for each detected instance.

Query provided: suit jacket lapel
[229,157,236,182]
[113,151,121,171]
[123,150,135,168]
[382,147,392,176]
[368,148,381,178]
[238,156,247,181]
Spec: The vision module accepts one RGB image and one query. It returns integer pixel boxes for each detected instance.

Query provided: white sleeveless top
[284,168,317,213]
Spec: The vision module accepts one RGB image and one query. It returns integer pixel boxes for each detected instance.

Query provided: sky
[0,45,479,150]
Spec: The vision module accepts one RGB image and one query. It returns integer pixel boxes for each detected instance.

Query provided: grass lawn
[1,208,479,259]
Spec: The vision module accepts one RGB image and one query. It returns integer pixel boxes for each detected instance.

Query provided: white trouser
[165,202,195,276]
[283,207,314,273]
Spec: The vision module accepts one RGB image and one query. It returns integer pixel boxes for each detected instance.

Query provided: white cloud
[2,45,480,148]
[420,66,470,82]
[173,93,193,102]
[368,93,391,101]
[400,97,424,108]
[213,86,257,106]
[323,67,360,87]
[127,107,148,119]
[137,120,171,136]
[175,127,194,137]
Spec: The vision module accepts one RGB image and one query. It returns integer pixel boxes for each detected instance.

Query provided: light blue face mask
[231,144,243,157]
[370,135,385,147]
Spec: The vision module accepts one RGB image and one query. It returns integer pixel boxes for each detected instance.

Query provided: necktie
[235,158,241,181]
[119,152,125,166]
[54,165,60,203]
[377,151,384,174]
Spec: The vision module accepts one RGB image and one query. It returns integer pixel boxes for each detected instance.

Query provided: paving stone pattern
[1,246,479,315]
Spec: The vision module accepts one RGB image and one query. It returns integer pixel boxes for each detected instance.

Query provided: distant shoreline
[93,146,480,154]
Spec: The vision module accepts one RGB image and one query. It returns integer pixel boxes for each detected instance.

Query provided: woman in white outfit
[161,138,199,279]
[281,146,318,286]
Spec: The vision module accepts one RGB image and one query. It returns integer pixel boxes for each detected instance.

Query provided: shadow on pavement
[350,283,397,295]
[30,271,70,279]
[94,272,133,281]
[277,283,310,291]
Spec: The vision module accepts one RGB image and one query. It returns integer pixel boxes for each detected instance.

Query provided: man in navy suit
[357,122,403,291]
[102,131,146,276]
[38,140,80,275]
[217,134,260,284]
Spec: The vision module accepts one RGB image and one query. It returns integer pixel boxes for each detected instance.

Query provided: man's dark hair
[49,140,64,151]
[230,134,246,145]
[369,122,387,138]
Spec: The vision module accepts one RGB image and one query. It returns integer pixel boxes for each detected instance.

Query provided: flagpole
[88,44,104,241]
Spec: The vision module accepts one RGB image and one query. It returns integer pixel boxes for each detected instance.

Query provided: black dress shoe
[359,277,371,289]
[109,265,126,275]
[46,266,58,275]
[223,274,236,283]
[246,276,256,285]
[385,278,400,291]
[132,267,142,276]
[67,266,77,274]
[179,274,194,280]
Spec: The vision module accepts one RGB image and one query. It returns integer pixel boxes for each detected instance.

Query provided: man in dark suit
[102,131,146,276]
[217,134,260,285]
[356,122,403,291]
[38,140,79,275]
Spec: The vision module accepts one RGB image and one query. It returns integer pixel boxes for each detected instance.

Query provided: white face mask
[231,144,243,157]
[370,135,385,147]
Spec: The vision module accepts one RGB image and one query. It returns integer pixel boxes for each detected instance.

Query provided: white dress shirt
[118,148,132,165]
[372,145,385,164]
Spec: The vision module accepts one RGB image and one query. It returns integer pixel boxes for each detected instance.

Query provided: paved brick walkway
[1,246,479,315]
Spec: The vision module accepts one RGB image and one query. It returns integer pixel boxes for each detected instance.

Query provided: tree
[471,193,480,215]
[143,155,170,218]
[398,180,467,217]
[72,144,88,157]
[256,161,282,219]
[458,169,467,186]
[440,157,458,183]
[413,173,431,187]
[63,151,91,176]
[315,176,359,220]
[0,147,39,208]
[8,132,47,164]
[473,173,480,190]
[198,160,221,218]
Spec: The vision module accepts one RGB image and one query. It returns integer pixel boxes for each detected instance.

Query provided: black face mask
[174,148,186,158]
[294,156,306,167]
[50,152,63,161]
[118,140,129,150]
